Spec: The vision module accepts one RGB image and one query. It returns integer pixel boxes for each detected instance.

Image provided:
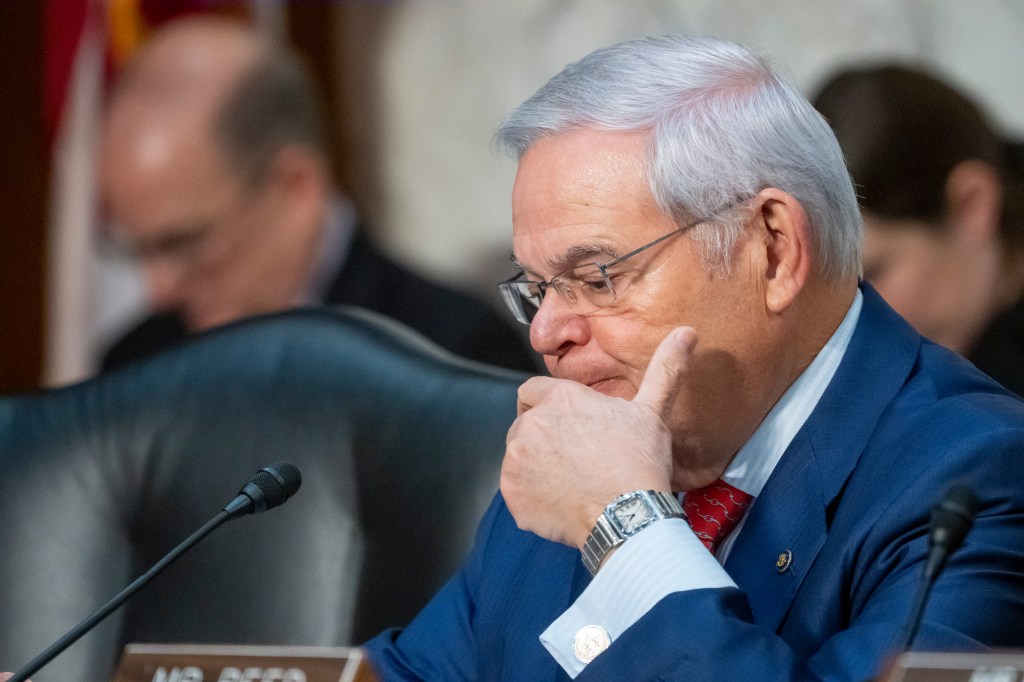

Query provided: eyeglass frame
[99,166,274,271]
[498,206,737,325]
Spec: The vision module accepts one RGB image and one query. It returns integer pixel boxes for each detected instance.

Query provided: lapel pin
[776,549,793,573]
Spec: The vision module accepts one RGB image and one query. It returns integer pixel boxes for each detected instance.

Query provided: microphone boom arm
[8,510,231,682]
[8,461,301,682]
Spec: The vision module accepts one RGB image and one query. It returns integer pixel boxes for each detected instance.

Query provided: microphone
[224,461,303,519]
[8,462,302,682]
[900,484,978,651]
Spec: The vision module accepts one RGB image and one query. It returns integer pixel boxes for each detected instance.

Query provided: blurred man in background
[100,15,538,373]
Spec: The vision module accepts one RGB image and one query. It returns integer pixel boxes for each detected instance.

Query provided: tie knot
[682,479,754,554]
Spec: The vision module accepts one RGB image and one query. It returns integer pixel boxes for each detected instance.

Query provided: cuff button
[573,624,611,663]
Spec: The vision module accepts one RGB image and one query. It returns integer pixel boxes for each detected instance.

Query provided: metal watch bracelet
[581,490,683,576]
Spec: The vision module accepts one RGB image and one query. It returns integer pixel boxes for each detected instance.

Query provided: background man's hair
[214,41,329,184]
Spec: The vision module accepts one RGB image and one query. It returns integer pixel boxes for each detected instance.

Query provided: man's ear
[753,188,811,314]
[267,145,330,223]
[946,160,1001,240]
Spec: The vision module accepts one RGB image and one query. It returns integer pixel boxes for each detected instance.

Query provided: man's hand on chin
[501,326,698,548]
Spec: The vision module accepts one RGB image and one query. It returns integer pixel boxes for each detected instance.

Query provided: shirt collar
[295,195,356,305]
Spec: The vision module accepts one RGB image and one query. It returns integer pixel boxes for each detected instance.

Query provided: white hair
[496,35,862,279]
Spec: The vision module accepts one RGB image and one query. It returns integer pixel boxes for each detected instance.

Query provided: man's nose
[142,259,188,311]
[528,293,591,358]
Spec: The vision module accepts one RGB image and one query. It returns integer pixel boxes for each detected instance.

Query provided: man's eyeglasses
[498,212,723,325]
[101,179,265,271]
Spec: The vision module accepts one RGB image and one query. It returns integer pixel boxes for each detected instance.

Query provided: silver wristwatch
[581,490,684,576]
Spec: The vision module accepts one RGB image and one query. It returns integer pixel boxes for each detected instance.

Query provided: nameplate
[111,644,376,682]
[886,651,1024,682]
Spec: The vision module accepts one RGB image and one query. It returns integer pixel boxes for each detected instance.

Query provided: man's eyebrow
[510,242,621,277]
[551,243,619,270]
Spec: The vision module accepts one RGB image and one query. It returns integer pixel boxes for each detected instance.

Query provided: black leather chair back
[0,307,526,682]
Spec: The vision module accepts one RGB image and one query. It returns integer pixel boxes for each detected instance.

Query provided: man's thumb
[633,326,698,419]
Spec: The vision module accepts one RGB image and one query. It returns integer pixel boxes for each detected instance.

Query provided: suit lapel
[724,430,826,630]
[724,284,921,631]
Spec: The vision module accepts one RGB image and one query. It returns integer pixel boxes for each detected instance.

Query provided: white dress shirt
[541,290,864,677]
[294,195,357,306]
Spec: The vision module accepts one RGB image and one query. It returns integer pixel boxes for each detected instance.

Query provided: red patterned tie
[682,480,754,553]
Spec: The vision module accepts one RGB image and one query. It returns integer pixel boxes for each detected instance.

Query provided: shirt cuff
[539,518,736,678]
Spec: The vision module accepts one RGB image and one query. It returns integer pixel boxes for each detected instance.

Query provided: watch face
[611,494,655,535]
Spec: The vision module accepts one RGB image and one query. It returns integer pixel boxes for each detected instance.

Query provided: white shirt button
[572,624,611,663]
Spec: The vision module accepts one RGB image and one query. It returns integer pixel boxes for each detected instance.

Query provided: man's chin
[185,309,239,333]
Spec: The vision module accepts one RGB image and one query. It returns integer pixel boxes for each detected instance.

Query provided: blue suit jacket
[365,285,1024,681]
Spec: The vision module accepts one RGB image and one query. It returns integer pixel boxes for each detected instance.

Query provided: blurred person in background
[813,64,1024,395]
[99,15,539,373]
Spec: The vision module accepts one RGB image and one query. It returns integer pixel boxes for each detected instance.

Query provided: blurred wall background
[373,0,1024,294]
[3,0,1023,392]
